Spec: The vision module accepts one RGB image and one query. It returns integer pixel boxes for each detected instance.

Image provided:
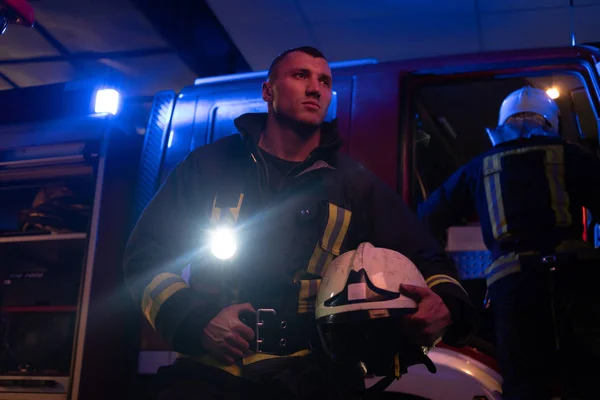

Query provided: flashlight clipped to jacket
[210,226,237,260]
[209,192,244,261]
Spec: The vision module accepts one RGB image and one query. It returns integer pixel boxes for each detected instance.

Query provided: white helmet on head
[315,242,436,382]
[498,86,559,129]
[488,87,560,146]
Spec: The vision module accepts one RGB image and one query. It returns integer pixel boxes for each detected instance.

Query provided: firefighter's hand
[201,303,256,365]
[399,284,452,346]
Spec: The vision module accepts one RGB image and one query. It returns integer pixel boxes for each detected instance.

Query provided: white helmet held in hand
[315,242,436,381]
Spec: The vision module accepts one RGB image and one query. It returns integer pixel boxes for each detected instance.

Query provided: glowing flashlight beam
[210,227,237,260]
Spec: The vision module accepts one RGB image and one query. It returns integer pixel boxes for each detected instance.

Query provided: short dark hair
[267,46,327,82]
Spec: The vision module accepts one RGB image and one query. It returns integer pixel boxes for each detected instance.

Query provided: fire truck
[2,2,600,396]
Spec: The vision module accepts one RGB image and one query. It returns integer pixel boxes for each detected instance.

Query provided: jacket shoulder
[335,153,377,189]
[336,153,374,178]
[185,134,246,171]
[189,134,244,160]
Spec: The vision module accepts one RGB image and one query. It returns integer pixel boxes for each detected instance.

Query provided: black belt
[240,309,320,356]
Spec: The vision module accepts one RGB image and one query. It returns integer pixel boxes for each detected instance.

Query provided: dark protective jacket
[123,113,476,377]
[419,135,600,286]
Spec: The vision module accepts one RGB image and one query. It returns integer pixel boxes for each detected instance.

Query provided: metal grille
[132,90,176,225]
[448,250,493,280]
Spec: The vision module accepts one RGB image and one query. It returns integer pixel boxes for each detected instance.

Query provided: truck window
[412,72,597,206]
[211,100,266,143]
[410,71,600,350]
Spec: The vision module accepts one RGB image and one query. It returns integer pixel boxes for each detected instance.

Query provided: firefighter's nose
[306,87,321,99]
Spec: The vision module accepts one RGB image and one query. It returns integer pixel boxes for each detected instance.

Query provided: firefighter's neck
[259,112,320,162]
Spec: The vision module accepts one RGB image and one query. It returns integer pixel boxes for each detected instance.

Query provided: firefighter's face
[263,51,332,128]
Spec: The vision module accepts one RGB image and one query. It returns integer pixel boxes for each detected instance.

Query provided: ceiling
[1,0,600,97]
[0,0,249,96]
[207,0,600,70]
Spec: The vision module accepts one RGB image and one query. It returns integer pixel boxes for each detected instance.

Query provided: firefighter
[418,86,600,399]
[124,46,476,400]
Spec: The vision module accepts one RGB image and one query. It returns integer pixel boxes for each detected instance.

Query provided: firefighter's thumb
[232,303,256,324]
[232,303,256,341]
[400,284,426,301]
[233,303,256,315]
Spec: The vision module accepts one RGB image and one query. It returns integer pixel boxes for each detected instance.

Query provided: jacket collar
[233,113,342,163]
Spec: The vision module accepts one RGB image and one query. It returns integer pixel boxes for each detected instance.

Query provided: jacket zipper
[250,151,269,206]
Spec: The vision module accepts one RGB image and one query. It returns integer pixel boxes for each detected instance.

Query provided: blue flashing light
[94,89,120,115]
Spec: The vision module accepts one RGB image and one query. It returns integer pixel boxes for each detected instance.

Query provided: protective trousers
[156,353,388,400]
[488,260,600,399]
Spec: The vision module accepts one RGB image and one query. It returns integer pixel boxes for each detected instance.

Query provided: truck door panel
[349,71,402,191]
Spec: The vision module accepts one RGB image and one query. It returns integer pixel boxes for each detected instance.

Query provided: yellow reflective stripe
[297,279,321,314]
[193,354,243,376]
[332,208,352,255]
[210,196,221,224]
[485,253,515,276]
[148,282,188,329]
[425,273,461,288]
[306,244,320,275]
[486,240,600,286]
[321,203,338,251]
[306,244,335,276]
[484,251,539,286]
[242,349,312,365]
[141,272,189,329]
[299,204,352,314]
[188,349,312,377]
[485,253,521,287]
[543,147,571,227]
[487,262,521,286]
[142,272,180,316]
[483,154,507,239]
[425,274,468,296]
[298,280,310,314]
[210,193,245,225]
[305,203,352,276]
[321,203,352,256]
[228,193,244,223]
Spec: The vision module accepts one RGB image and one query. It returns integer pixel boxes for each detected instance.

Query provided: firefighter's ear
[262,82,273,102]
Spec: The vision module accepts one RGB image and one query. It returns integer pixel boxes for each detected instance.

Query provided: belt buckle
[254,308,276,353]
[541,254,557,271]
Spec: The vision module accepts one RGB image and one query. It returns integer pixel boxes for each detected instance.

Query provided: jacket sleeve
[123,150,221,354]
[366,173,477,346]
[417,165,476,243]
